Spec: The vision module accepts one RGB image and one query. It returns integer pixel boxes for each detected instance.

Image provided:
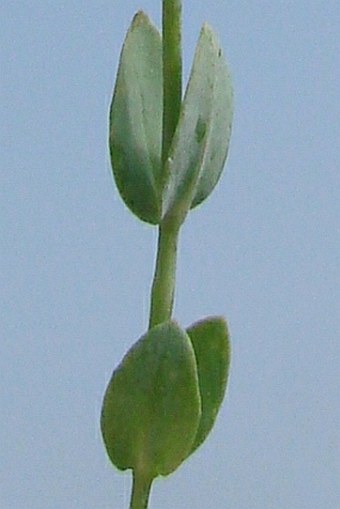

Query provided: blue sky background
[1,1,339,508]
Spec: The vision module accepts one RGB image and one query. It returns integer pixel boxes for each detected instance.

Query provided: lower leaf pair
[101,317,230,481]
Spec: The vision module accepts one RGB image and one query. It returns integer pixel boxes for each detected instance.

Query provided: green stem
[129,471,153,509]
[149,219,180,329]
[162,0,182,165]
[148,1,183,329]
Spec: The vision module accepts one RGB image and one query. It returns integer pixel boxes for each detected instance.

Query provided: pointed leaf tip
[109,12,163,224]
[161,25,233,226]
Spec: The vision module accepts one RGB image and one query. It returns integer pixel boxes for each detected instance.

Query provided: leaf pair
[101,317,230,480]
[109,11,233,226]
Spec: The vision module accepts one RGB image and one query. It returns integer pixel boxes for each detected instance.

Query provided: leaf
[161,24,233,226]
[109,11,162,224]
[186,316,231,454]
[191,44,233,208]
[101,321,201,479]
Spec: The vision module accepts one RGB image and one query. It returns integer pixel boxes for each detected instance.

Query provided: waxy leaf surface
[162,25,233,225]
[101,321,201,478]
[187,316,231,454]
[109,11,162,224]
[191,44,233,208]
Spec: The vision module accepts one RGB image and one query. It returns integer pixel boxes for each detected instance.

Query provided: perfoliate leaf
[161,25,233,226]
[191,43,233,208]
[109,11,162,224]
[101,321,201,479]
[187,316,231,454]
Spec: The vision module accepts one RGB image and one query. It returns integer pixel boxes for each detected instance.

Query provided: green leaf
[109,11,162,224]
[161,24,233,226]
[191,42,233,208]
[101,321,201,479]
[186,316,231,454]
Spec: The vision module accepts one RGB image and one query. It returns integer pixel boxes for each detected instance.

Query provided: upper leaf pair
[109,11,233,225]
